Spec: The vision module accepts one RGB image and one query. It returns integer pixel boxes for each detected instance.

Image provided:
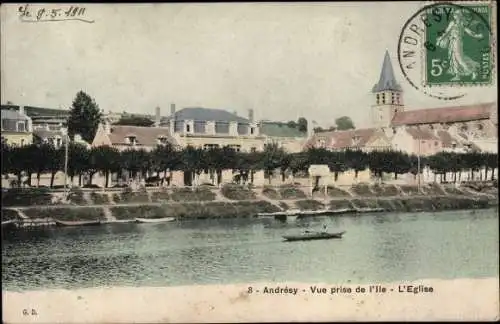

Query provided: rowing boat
[283,230,346,242]
[1,219,18,230]
[54,220,102,227]
[135,217,176,223]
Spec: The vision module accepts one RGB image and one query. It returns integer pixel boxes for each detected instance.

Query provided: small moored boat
[1,219,18,230]
[283,230,346,242]
[54,220,102,227]
[135,217,176,223]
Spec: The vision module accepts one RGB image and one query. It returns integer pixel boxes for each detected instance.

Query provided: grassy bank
[1,182,497,222]
[2,195,496,223]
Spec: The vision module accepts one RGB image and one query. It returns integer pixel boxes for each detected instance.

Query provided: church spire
[372,50,402,93]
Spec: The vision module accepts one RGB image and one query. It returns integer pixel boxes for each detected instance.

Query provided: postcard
[1,1,498,323]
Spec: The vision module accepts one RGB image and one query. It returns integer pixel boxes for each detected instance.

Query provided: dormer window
[352,135,361,145]
[451,142,457,149]
[157,136,169,145]
[125,135,137,145]
[17,121,26,132]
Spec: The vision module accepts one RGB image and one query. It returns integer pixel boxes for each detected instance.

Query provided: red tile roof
[436,130,457,147]
[305,128,382,150]
[108,125,177,147]
[391,102,494,126]
[405,128,439,140]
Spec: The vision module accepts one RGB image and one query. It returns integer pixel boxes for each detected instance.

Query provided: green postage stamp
[424,2,494,86]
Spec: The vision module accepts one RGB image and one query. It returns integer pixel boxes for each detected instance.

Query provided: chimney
[170,103,176,117]
[19,105,25,115]
[248,109,254,122]
[155,106,161,127]
[104,119,112,135]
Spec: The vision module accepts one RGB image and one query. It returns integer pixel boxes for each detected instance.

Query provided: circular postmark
[397,2,494,100]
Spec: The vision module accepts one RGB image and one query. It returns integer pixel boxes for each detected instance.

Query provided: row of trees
[1,141,497,188]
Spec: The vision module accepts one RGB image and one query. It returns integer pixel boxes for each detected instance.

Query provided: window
[250,127,254,135]
[17,122,25,132]
[461,124,468,131]
[391,93,395,104]
[56,138,62,147]
[186,124,191,133]
[126,136,137,145]
[477,124,484,130]
[203,144,219,150]
[194,121,206,133]
[381,93,386,104]
[237,123,249,135]
[250,147,257,153]
[174,120,184,132]
[229,144,241,152]
[376,94,380,105]
[215,122,229,134]
[157,136,169,145]
[20,139,25,146]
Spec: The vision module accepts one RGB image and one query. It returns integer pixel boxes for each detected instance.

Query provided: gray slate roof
[372,50,402,93]
[165,107,250,123]
[1,105,68,117]
[1,109,29,121]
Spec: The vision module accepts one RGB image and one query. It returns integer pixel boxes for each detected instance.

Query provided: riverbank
[1,182,498,224]
[2,277,498,322]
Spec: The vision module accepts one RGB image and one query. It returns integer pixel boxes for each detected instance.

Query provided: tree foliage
[67,91,103,143]
[335,116,355,130]
[2,141,498,188]
[297,117,308,133]
[114,116,155,127]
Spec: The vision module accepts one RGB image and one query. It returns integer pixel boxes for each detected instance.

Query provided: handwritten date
[18,4,94,23]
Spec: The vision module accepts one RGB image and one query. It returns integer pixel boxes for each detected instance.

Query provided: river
[2,209,498,291]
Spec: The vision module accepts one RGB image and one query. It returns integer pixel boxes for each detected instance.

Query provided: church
[306,51,498,155]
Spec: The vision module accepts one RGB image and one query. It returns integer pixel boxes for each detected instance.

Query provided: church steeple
[371,50,404,128]
[372,50,402,93]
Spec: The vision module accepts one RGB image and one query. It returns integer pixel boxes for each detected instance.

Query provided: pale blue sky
[1,2,497,128]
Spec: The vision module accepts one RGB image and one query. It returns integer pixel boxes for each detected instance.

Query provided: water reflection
[2,209,498,291]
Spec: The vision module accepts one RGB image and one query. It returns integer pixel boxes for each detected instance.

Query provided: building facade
[159,105,266,152]
[92,123,178,152]
[306,50,498,155]
[259,121,308,153]
[1,106,33,147]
